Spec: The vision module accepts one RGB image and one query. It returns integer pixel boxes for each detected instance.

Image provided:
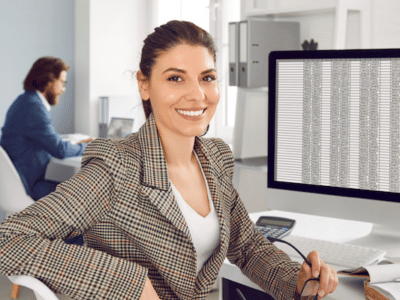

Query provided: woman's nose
[186,81,205,101]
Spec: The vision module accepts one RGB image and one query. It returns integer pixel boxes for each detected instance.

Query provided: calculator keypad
[255,225,289,239]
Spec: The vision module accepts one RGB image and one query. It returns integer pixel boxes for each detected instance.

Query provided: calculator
[255,216,296,239]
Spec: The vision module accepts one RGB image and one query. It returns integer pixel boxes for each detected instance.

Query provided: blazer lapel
[138,116,199,299]
[192,138,231,293]
[194,137,230,245]
[138,115,190,238]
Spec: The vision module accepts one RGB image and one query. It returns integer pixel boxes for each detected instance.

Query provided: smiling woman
[0,20,337,300]
[136,22,222,255]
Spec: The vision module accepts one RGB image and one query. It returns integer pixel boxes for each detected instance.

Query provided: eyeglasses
[268,237,320,299]
[236,236,320,300]
[52,78,67,88]
[59,79,67,88]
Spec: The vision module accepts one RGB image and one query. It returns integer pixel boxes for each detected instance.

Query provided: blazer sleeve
[211,138,301,300]
[26,100,87,159]
[0,139,147,300]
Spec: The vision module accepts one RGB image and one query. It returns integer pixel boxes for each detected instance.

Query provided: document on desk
[364,281,400,300]
[339,263,400,300]
[338,263,400,283]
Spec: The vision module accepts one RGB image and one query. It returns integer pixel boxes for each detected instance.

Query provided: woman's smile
[176,108,206,117]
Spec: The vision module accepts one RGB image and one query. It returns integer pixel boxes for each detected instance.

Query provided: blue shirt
[0,91,87,196]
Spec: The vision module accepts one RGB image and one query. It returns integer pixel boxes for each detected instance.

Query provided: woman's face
[139,44,220,139]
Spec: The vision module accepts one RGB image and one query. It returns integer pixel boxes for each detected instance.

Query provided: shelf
[245,0,364,18]
[246,5,336,18]
[234,156,268,172]
[242,0,371,52]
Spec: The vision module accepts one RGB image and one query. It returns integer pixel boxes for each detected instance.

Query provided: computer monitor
[267,49,400,238]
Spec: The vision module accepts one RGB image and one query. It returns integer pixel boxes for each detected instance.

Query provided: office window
[156,0,210,30]
[209,0,241,144]
[154,0,241,144]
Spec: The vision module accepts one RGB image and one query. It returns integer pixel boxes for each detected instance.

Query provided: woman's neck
[158,129,196,167]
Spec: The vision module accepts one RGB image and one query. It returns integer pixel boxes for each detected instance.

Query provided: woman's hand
[296,251,338,299]
[139,277,161,300]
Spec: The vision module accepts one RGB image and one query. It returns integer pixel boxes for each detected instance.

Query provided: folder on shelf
[238,21,248,87]
[229,22,239,86]
[234,19,300,88]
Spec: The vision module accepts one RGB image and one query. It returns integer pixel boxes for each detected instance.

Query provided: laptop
[106,117,134,140]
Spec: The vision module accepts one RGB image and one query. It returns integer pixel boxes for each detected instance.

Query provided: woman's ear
[137,70,150,101]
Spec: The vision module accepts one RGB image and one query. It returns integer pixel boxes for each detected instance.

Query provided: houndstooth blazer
[0,114,300,300]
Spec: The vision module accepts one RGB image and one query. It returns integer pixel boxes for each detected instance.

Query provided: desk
[45,156,82,182]
[219,260,365,299]
[218,210,400,300]
[44,133,91,182]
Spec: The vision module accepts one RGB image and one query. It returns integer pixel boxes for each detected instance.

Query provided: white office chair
[0,146,35,216]
[8,275,59,300]
[0,146,43,299]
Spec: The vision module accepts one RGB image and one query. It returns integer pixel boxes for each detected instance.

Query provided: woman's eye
[203,75,217,82]
[168,76,182,82]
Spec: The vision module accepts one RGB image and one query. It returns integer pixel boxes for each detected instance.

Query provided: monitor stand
[351,224,400,259]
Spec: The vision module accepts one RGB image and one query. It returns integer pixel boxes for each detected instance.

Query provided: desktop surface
[60,133,91,145]
[46,124,133,183]
[45,156,82,182]
[45,133,90,182]
[219,210,400,300]
[220,259,365,300]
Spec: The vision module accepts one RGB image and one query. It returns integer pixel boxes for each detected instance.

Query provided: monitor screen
[268,49,400,207]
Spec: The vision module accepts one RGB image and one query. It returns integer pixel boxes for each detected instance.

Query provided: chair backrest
[8,275,59,300]
[0,146,35,216]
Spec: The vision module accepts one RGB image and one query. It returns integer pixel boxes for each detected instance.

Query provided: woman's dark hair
[23,57,69,92]
[139,20,217,119]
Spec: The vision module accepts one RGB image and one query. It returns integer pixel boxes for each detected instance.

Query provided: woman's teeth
[177,109,204,116]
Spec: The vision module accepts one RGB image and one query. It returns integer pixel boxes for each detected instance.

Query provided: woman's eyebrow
[163,68,186,74]
[162,68,217,74]
[202,68,217,74]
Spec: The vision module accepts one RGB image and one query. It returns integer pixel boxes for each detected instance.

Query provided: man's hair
[23,57,69,92]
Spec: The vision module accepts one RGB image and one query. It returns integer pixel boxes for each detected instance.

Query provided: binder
[229,22,239,86]
[238,21,248,87]
[235,19,300,88]
[98,96,109,138]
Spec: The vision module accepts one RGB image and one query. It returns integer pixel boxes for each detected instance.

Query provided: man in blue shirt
[1,57,92,201]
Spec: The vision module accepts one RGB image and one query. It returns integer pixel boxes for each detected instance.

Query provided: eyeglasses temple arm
[267,236,312,268]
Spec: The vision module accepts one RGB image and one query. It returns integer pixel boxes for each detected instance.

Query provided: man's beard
[44,90,58,106]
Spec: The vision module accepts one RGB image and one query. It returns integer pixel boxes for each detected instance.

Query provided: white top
[36,90,51,112]
[170,154,221,275]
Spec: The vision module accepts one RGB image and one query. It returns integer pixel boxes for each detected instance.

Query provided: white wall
[0,0,150,222]
[0,0,75,134]
[75,0,150,137]
[370,0,400,48]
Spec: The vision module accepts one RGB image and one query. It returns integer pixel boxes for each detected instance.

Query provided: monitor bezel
[268,48,400,204]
